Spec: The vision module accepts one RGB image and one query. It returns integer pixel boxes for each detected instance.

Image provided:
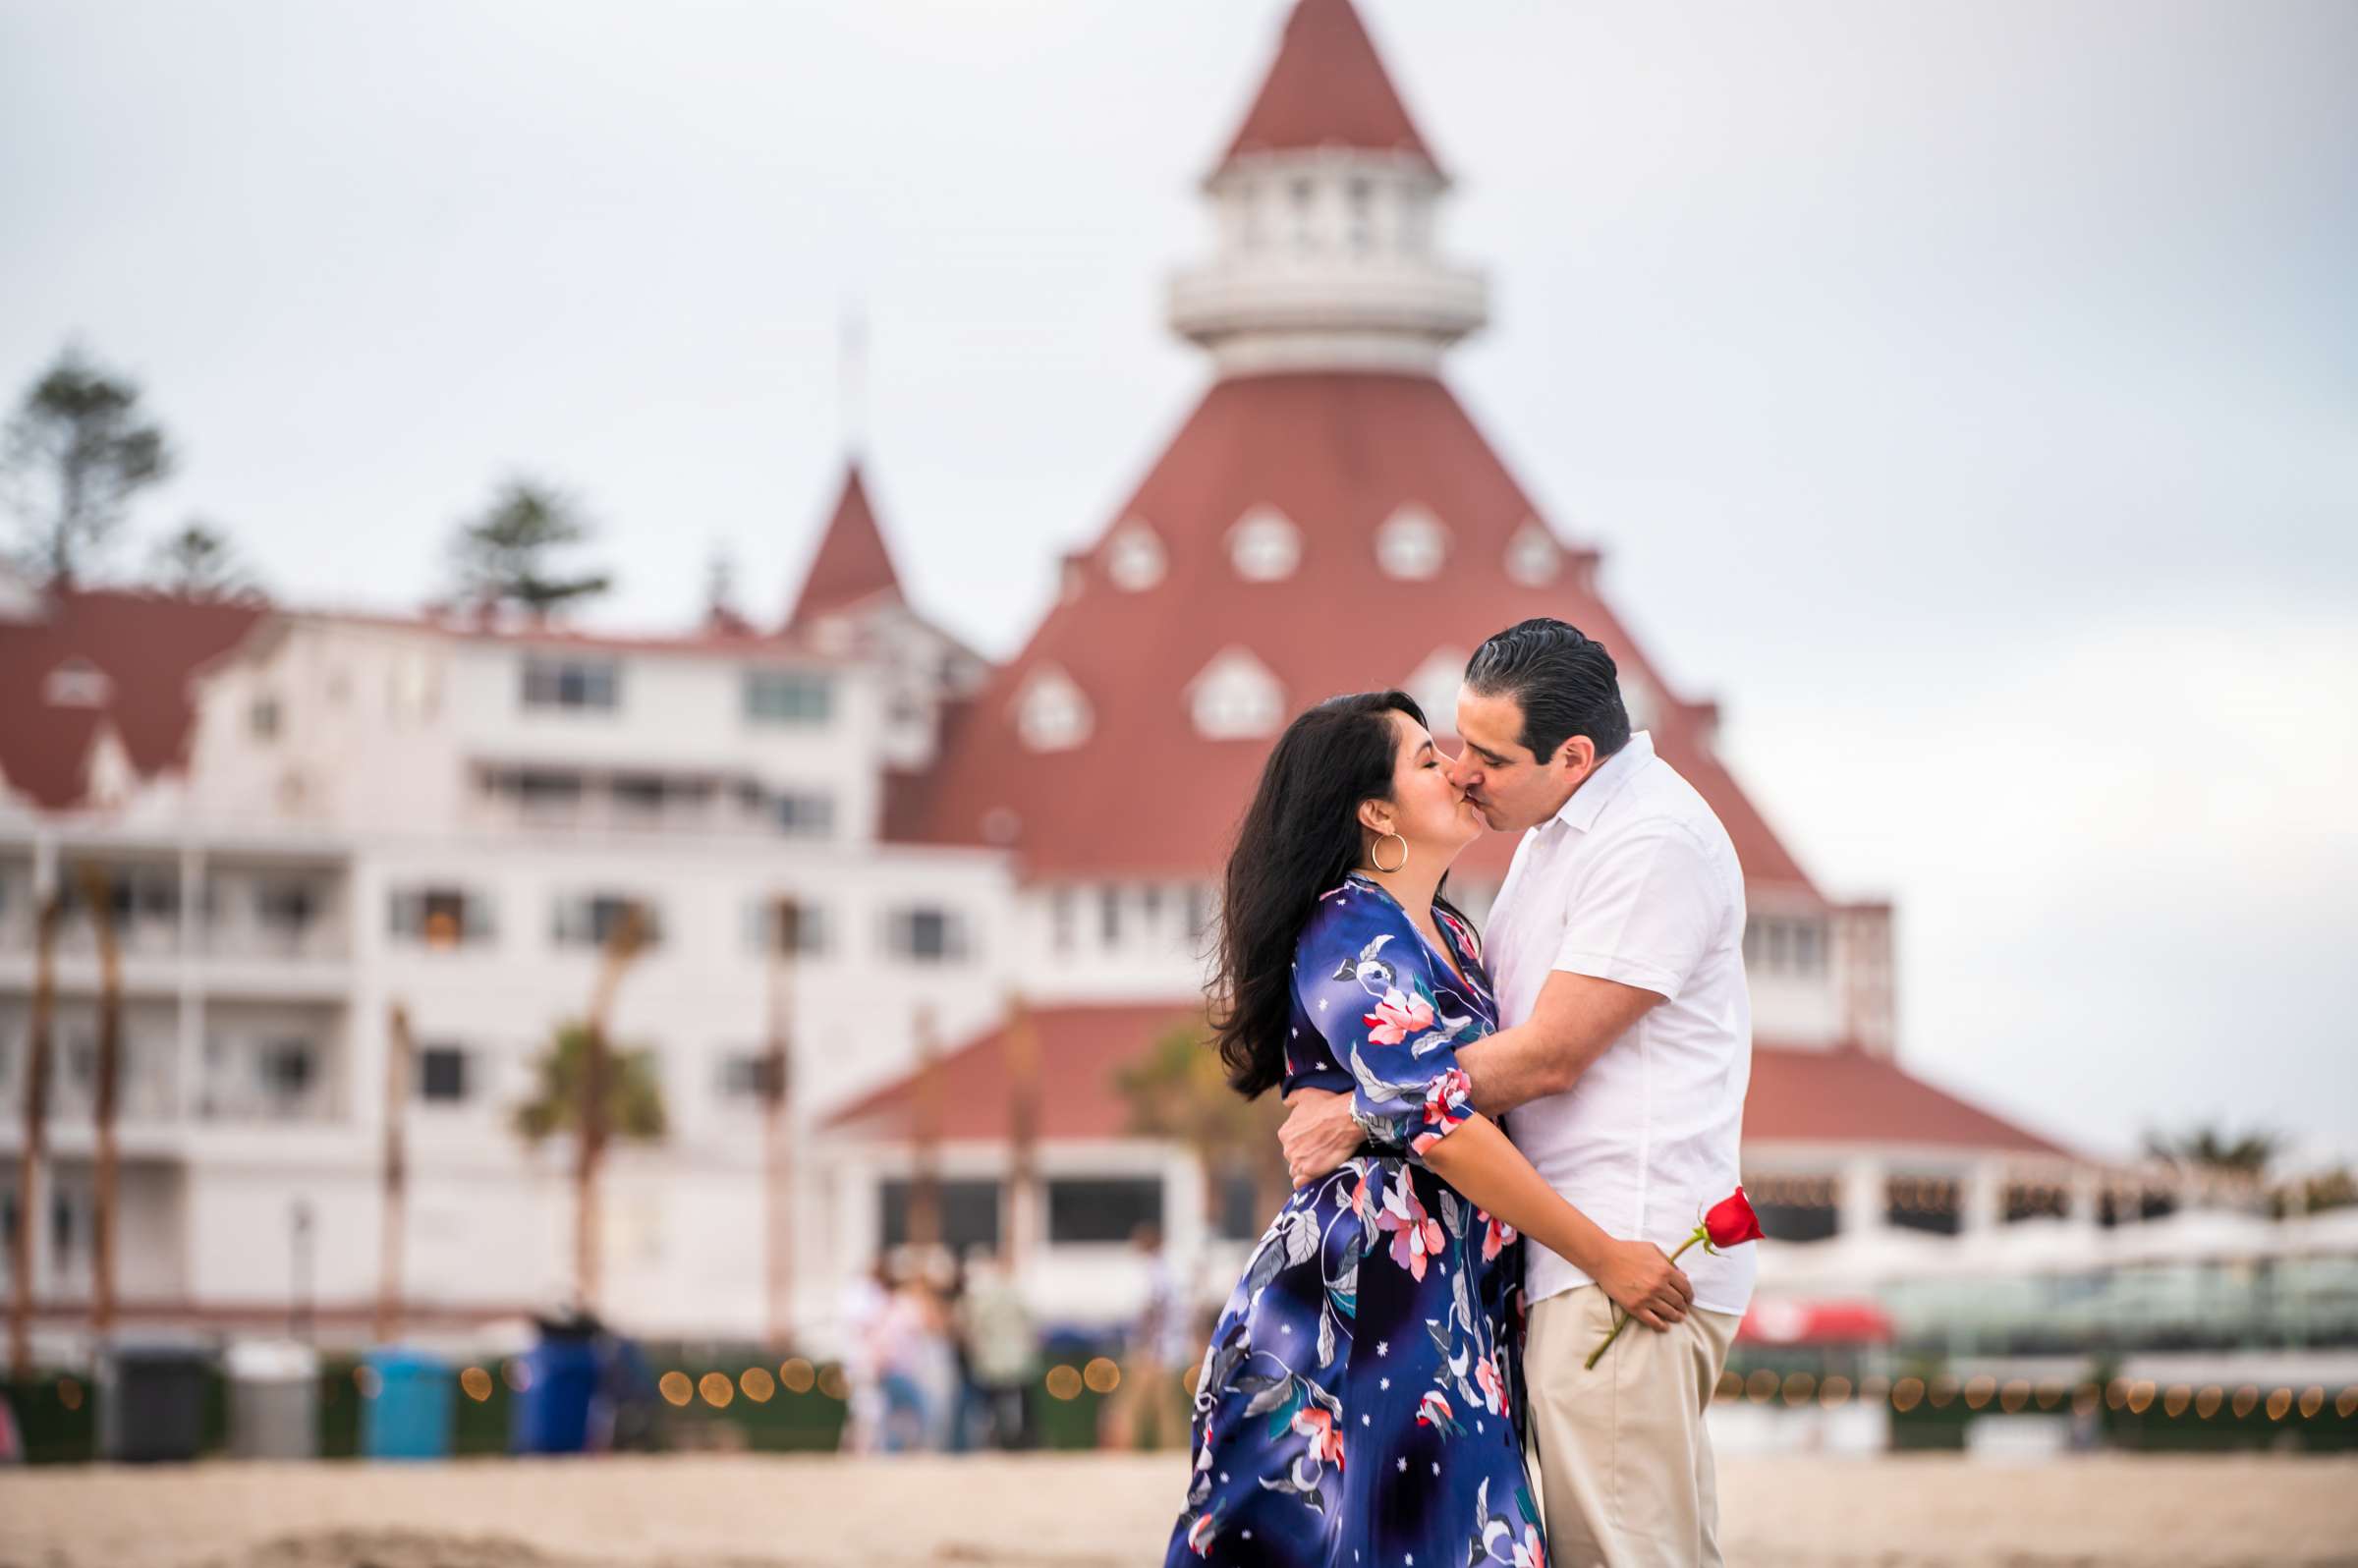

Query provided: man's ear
[1554,734,1599,781]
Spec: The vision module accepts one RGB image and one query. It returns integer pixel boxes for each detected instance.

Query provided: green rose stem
[1585,1227,1711,1372]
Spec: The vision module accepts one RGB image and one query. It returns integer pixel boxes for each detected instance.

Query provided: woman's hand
[1589,1239,1693,1331]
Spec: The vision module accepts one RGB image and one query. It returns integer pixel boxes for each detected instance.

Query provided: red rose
[1704,1186,1766,1250]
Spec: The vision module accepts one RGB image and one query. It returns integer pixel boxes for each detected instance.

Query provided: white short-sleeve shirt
[1485,732,1757,1316]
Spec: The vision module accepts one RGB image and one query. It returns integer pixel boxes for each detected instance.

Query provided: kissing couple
[1167,618,1757,1568]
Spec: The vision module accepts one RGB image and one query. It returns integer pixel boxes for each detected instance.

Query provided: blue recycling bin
[362,1347,453,1460]
[511,1337,599,1454]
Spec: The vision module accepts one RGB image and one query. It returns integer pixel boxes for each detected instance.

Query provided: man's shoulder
[1604,757,1737,855]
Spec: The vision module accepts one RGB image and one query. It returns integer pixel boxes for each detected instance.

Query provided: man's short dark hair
[1464,618,1632,763]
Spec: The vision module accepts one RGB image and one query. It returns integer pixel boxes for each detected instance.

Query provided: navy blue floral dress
[1167,873,1545,1568]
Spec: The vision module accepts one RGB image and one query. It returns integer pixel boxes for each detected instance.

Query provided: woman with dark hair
[1166,692,1693,1567]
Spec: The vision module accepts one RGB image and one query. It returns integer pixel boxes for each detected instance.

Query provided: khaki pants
[1525,1284,1742,1568]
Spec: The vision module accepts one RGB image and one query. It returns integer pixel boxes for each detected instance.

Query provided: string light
[740,1367,776,1403]
[1746,1369,1778,1403]
[2338,1388,2358,1420]
[2232,1387,2259,1418]
[1084,1357,1122,1395]
[1819,1375,1852,1409]
[2298,1387,2324,1420]
[2266,1389,2292,1421]
[658,1372,693,1407]
[2162,1386,2189,1419]
[2195,1387,2222,1419]
[1781,1372,1816,1407]
[2126,1381,2156,1416]
[1963,1375,1994,1411]
[816,1365,850,1401]
[460,1367,493,1402]
[780,1358,815,1394]
[1999,1380,2030,1415]
[1044,1364,1084,1401]
[699,1372,734,1409]
[1891,1377,1925,1414]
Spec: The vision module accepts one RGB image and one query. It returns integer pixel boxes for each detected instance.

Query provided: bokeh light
[460,1366,493,1402]
[1044,1364,1084,1401]
[780,1358,815,1394]
[741,1367,776,1403]
[658,1371,693,1407]
[699,1372,735,1408]
[1083,1357,1122,1395]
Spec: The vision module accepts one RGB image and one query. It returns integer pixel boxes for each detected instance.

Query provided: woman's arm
[1420,1113,1694,1331]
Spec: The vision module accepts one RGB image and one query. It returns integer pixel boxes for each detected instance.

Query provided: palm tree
[2144,1125,2283,1180]
[513,905,659,1311]
[2,347,172,588]
[446,479,611,619]
[8,887,63,1380]
[1115,1020,1288,1242]
[70,865,123,1339]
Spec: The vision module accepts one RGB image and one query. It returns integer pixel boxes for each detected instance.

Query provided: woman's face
[1365,709,1487,863]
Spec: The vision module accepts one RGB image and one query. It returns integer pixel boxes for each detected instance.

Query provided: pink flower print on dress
[1362,986,1435,1046]
[1375,1178,1445,1280]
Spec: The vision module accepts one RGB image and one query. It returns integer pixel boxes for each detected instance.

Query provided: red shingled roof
[834,1005,2072,1159]
[1220,0,1439,171]
[0,587,267,810]
[786,462,904,627]
[895,369,1821,898]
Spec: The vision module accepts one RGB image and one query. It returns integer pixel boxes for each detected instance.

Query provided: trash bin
[362,1347,453,1461]
[226,1340,318,1459]
[512,1335,599,1454]
[96,1340,211,1463]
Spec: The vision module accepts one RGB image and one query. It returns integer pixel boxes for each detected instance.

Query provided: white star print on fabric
[1376,1341,1388,1357]
[1396,1457,1407,1473]
[1378,1376,1390,1389]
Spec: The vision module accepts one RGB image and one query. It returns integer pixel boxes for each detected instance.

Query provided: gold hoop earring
[1371,832,1409,874]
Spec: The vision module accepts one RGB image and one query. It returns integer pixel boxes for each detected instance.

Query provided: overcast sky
[5,1,2353,1165]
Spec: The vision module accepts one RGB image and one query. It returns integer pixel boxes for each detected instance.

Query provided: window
[553,894,660,950]
[417,1045,469,1103]
[43,658,111,708]
[1104,520,1165,592]
[522,656,619,711]
[1050,887,1076,955]
[880,1178,1003,1253]
[1228,507,1301,582]
[254,880,317,931]
[1015,665,1092,753]
[1504,521,1560,587]
[745,669,832,725]
[390,886,492,949]
[1046,1176,1163,1246]
[773,791,834,839]
[1289,176,1316,251]
[747,897,826,957]
[886,905,970,964]
[1189,648,1283,740]
[1186,884,1215,942]
[1346,177,1374,254]
[250,694,281,740]
[259,1039,316,1105]
[1376,505,1448,581]
[1098,884,1122,945]
[1215,1169,1264,1241]
[500,768,585,816]
[1405,647,1469,740]
[717,1050,782,1102]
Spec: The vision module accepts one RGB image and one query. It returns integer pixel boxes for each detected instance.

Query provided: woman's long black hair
[1209,689,1470,1097]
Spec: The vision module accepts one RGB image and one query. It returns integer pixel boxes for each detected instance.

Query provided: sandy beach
[2,1453,2355,1568]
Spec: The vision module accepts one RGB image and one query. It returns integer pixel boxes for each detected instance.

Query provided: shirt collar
[1547,730,1656,834]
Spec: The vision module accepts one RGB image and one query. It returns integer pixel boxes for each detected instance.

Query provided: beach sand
[2,1452,2354,1568]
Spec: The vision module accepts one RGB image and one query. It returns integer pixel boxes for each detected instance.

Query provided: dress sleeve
[1294,894,1485,1160]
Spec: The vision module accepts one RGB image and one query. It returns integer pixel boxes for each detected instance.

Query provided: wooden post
[376,1001,415,1343]
[762,897,800,1346]
[73,865,123,1340]
[8,887,63,1380]
[908,1007,943,1255]
[1003,991,1042,1269]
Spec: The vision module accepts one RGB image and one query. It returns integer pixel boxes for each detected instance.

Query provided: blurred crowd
[837,1224,1196,1454]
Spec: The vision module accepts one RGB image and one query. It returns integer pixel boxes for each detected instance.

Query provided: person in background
[958,1248,1039,1449]
[1103,1222,1193,1450]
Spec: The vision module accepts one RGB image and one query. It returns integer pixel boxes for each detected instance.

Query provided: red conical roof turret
[1219,0,1438,171]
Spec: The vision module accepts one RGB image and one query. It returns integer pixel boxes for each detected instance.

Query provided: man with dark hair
[1280,616,1754,1568]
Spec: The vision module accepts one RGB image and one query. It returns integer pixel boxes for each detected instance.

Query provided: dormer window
[1376,506,1447,581]
[1405,647,1470,739]
[1228,507,1301,583]
[1189,648,1283,740]
[43,658,110,709]
[1505,521,1561,587]
[1620,672,1659,734]
[1015,664,1092,753]
[1105,520,1165,592]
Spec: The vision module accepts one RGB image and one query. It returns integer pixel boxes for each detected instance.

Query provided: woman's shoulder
[1295,877,1426,986]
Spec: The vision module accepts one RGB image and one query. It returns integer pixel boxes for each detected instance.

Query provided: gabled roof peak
[786,460,905,627]
[1217,0,1438,173]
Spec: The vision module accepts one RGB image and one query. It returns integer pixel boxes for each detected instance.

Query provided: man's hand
[1278,1089,1363,1188]
[1590,1239,1693,1331]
